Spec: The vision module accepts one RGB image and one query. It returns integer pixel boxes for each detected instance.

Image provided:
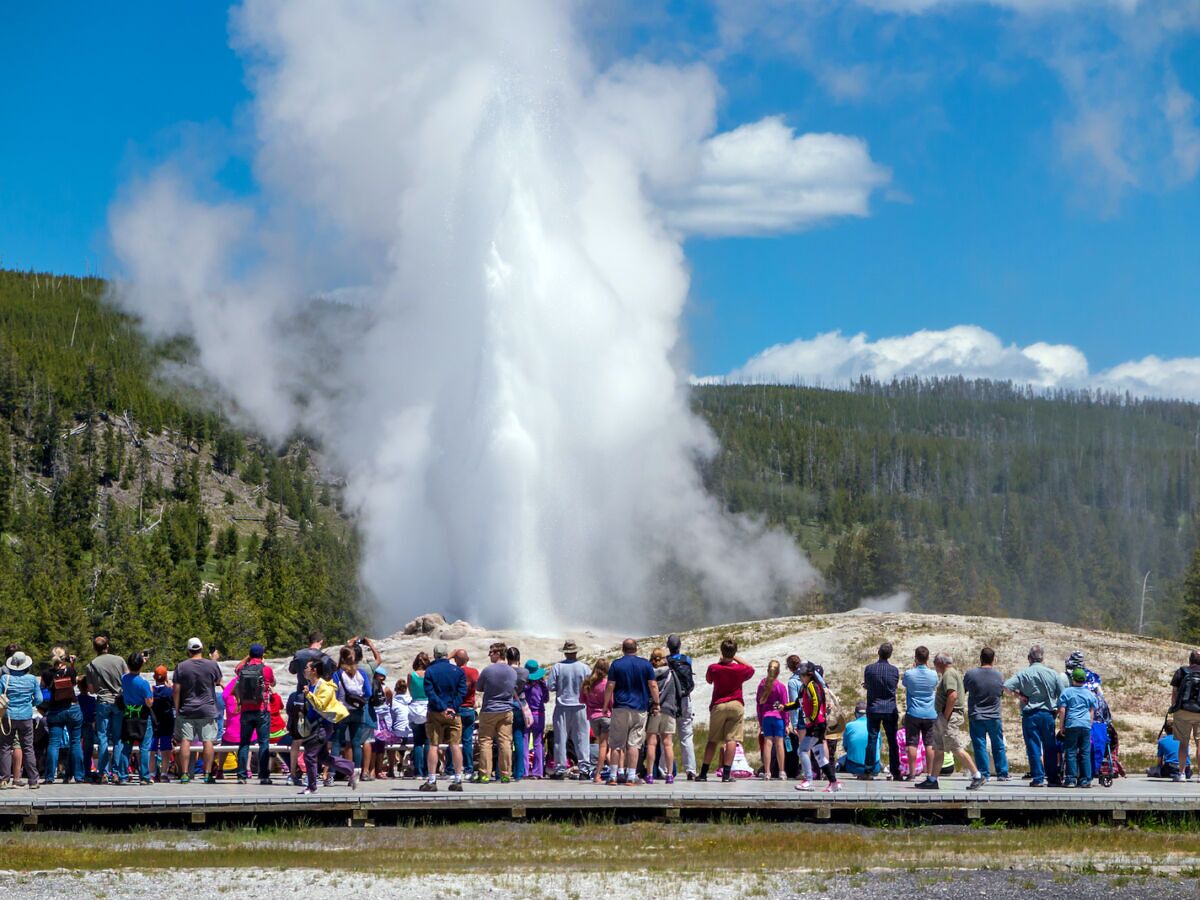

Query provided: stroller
[1093,721,1125,787]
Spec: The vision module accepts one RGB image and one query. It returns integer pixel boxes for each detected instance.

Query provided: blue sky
[4,1,1199,386]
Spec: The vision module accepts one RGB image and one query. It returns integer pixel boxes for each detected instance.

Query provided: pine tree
[1181,544,1200,643]
[0,425,12,534]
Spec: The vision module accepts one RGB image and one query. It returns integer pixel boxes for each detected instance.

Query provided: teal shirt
[0,672,42,720]
[1004,663,1069,714]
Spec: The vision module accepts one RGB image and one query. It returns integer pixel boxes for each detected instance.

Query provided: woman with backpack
[0,651,41,789]
[644,647,679,784]
[779,661,841,793]
[40,647,84,785]
[332,646,371,781]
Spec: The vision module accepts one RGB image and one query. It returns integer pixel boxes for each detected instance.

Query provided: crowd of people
[1,629,1198,794]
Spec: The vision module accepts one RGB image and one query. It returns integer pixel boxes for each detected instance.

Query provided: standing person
[507,647,529,780]
[901,646,939,783]
[523,659,549,779]
[698,639,754,783]
[963,647,1009,783]
[666,635,698,780]
[785,655,806,780]
[644,647,680,784]
[451,649,478,780]
[0,651,40,789]
[234,642,276,785]
[1003,644,1069,787]
[173,637,223,785]
[78,678,97,779]
[116,652,154,785]
[780,662,841,792]
[756,659,788,780]
[300,658,357,794]
[390,676,414,776]
[917,653,983,791]
[287,631,331,777]
[422,643,467,792]
[602,639,659,786]
[1057,667,1099,788]
[474,642,517,783]
[583,659,611,784]
[332,646,371,782]
[408,652,430,779]
[369,667,393,778]
[862,642,901,782]
[1169,649,1200,784]
[84,635,128,784]
[41,647,84,785]
[547,640,591,780]
[149,666,175,781]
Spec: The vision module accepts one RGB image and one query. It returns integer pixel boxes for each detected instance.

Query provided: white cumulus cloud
[709,325,1200,402]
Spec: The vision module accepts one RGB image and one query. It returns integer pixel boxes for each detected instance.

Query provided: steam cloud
[108,1,887,631]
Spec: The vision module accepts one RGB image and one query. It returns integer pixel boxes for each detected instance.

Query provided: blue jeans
[457,707,477,775]
[969,718,1009,779]
[94,701,124,779]
[114,720,153,782]
[46,705,86,782]
[1063,726,1092,786]
[238,709,271,780]
[1021,709,1058,785]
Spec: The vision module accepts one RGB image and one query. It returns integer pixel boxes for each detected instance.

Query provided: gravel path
[2,868,1194,899]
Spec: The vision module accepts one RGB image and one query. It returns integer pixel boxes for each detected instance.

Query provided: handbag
[0,675,10,737]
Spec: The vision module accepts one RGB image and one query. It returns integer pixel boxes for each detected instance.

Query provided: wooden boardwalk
[1,774,1197,828]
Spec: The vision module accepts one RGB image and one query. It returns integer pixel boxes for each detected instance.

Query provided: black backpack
[1174,667,1200,713]
[237,662,266,705]
[668,656,695,698]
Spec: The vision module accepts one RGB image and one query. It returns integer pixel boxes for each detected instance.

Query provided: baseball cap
[153,665,168,681]
[186,637,203,652]
[433,642,449,659]
[374,665,389,678]
[1071,667,1087,683]
[250,642,265,658]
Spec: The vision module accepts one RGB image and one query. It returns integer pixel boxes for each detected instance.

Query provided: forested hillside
[0,269,366,662]
[696,380,1200,637]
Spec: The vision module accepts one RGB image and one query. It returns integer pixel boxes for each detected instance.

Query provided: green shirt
[935,667,965,716]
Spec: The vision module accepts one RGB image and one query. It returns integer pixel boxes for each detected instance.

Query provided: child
[1057,667,1099,788]
[300,658,357,795]
[284,688,309,785]
[370,667,395,778]
[78,677,97,780]
[149,666,175,782]
[390,677,414,777]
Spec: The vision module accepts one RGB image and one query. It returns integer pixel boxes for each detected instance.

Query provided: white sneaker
[794,780,813,791]
[823,781,842,793]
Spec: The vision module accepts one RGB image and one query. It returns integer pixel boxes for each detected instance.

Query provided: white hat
[186,637,204,652]
[5,651,32,672]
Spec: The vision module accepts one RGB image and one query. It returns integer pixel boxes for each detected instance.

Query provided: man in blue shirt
[862,642,900,781]
[902,646,939,782]
[603,639,659,785]
[1004,644,1069,786]
[116,652,154,785]
[422,643,467,792]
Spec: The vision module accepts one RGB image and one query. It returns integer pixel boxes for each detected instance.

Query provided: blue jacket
[423,658,466,713]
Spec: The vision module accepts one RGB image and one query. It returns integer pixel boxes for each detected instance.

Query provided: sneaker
[695,772,708,782]
[721,769,732,783]
[823,781,842,793]
[259,779,272,786]
[1029,779,1046,788]
[644,775,655,785]
[856,773,876,781]
[419,781,438,792]
[967,777,985,791]
[772,774,784,781]
[298,787,317,795]
[499,776,511,784]
[179,774,191,785]
[616,773,628,786]
[324,774,334,788]
[237,776,248,785]
[28,781,39,790]
[794,780,813,791]
[914,779,939,790]
[348,771,359,791]
[665,775,675,785]
[1172,774,1187,783]
[996,775,1011,783]
[478,775,491,784]
[449,780,463,792]
[756,772,767,780]
[0,779,13,791]
[686,772,696,782]
[204,775,217,785]
[1078,782,1092,789]
[549,771,566,781]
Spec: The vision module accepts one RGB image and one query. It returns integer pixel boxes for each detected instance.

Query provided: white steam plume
[108,1,881,632]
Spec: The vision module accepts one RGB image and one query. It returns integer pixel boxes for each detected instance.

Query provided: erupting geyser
[107,1,882,630]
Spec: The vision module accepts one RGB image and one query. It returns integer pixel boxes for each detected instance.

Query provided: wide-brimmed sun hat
[5,652,32,672]
[525,659,546,680]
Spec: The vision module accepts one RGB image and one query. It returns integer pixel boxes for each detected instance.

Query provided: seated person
[1149,720,1190,778]
[837,702,882,775]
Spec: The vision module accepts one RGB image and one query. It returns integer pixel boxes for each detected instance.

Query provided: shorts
[1174,709,1200,745]
[932,711,966,753]
[760,716,786,739]
[709,701,745,745]
[591,717,610,738]
[175,717,218,743]
[646,713,676,735]
[425,709,463,745]
[904,715,936,745]
[608,708,648,751]
[151,734,173,752]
